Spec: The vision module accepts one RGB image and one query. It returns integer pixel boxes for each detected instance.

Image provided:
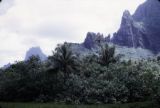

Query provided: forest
[0,42,160,106]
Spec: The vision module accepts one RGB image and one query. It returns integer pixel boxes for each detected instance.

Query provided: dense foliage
[0,43,160,105]
[0,102,157,108]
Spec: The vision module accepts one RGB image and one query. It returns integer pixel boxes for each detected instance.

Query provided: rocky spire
[112,0,160,53]
[83,32,105,49]
[121,10,133,27]
[25,47,47,61]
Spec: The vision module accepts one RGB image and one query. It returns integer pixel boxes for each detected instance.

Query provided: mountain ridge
[25,46,47,61]
[21,0,160,63]
[112,0,160,53]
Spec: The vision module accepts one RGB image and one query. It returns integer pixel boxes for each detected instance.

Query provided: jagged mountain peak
[25,46,47,61]
[120,10,134,28]
[112,0,160,53]
[83,32,105,49]
[122,10,131,18]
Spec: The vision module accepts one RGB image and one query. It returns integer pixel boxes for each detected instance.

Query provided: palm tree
[49,42,77,77]
[99,44,117,66]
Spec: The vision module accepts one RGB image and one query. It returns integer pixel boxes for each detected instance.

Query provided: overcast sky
[0,0,146,67]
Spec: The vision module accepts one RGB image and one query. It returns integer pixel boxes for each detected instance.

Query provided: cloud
[0,0,146,66]
[29,22,79,40]
[0,0,14,15]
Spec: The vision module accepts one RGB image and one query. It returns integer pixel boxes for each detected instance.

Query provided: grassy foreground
[0,102,158,108]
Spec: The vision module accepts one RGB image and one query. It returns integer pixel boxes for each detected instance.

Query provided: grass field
[0,102,158,108]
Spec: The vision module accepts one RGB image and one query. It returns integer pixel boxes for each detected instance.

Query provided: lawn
[0,102,157,108]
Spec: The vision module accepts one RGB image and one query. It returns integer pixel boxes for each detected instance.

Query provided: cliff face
[112,0,160,53]
[83,32,105,49]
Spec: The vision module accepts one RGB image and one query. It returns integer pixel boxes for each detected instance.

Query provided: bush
[0,43,160,104]
[35,94,50,103]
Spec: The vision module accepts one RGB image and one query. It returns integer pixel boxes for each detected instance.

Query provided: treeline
[0,43,160,104]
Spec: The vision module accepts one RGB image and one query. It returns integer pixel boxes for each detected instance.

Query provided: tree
[99,44,117,66]
[49,42,77,78]
[157,56,160,61]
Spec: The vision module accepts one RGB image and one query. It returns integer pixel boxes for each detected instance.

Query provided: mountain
[83,32,111,49]
[112,0,160,53]
[2,63,11,69]
[25,47,47,61]
[69,32,154,60]
[22,0,160,62]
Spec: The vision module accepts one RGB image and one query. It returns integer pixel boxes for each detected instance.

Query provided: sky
[0,0,146,67]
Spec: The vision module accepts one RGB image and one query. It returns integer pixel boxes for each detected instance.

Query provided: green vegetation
[0,102,157,108]
[0,43,160,106]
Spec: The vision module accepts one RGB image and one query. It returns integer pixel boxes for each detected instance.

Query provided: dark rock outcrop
[112,10,148,48]
[112,0,160,53]
[25,47,47,61]
[83,32,105,49]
